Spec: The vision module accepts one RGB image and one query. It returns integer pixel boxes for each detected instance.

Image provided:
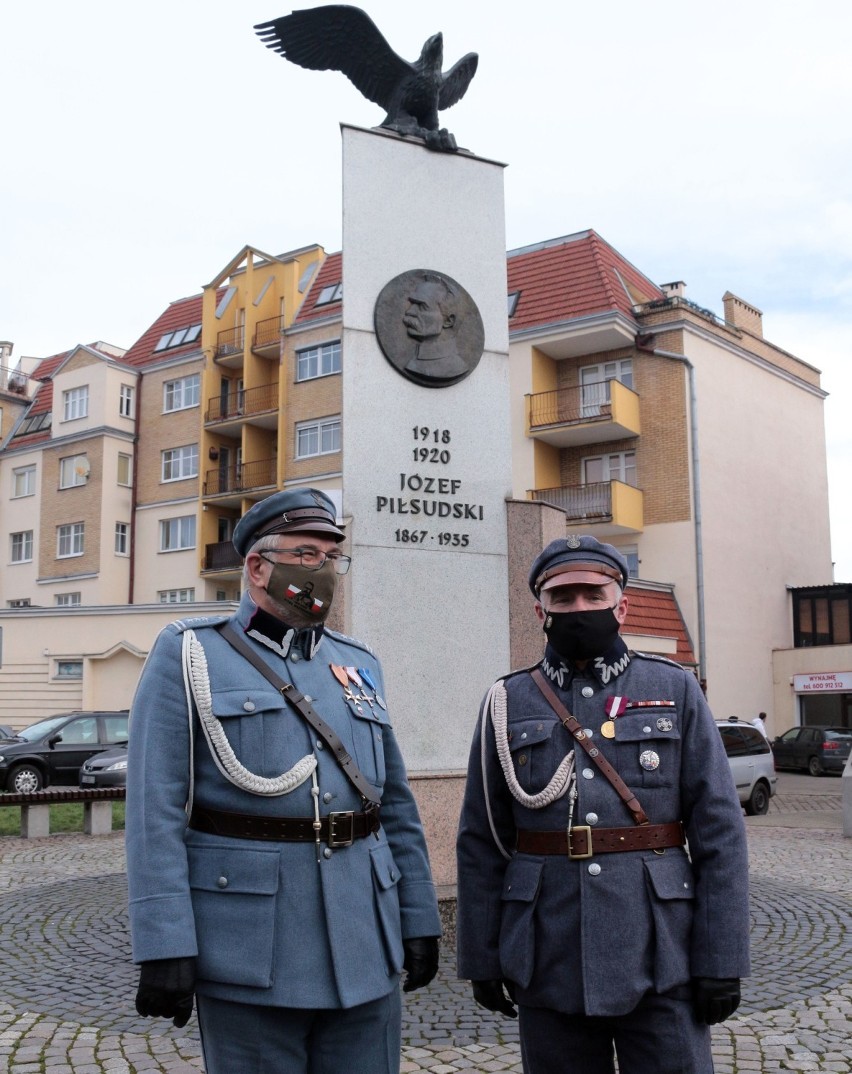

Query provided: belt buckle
[328,811,355,848]
[568,825,593,860]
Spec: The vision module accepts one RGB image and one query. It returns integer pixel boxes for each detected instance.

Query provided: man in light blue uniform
[457,536,749,1074]
[127,488,441,1074]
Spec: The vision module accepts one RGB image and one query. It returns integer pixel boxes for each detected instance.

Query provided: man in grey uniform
[456,536,749,1074]
[127,488,441,1074]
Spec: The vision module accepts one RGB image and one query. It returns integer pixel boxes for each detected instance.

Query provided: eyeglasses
[259,546,352,575]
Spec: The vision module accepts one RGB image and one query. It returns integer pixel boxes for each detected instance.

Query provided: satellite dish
[74,458,91,479]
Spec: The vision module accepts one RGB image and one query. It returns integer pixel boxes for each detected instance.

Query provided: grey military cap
[233,488,345,558]
[529,535,629,596]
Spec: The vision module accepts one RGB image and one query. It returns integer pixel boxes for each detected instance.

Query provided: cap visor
[540,569,615,591]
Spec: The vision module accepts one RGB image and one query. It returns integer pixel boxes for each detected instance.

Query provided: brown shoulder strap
[530,667,649,826]
[217,621,380,806]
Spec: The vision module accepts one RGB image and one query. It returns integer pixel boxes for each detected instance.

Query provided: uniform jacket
[456,641,750,1017]
[126,593,440,1010]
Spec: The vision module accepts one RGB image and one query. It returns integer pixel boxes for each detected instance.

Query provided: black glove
[692,977,741,1024]
[136,956,197,1028]
[402,936,440,993]
[471,979,517,1018]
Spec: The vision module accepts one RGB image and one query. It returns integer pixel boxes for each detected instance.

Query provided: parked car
[0,711,129,793]
[715,718,777,815]
[771,726,852,776]
[79,744,128,788]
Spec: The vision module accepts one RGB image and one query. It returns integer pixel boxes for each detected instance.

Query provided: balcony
[215,325,245,367]
[529,480,643,536]
[205,382,280,431]
[203,541,243,572]
[526,379,640,447]
[203,457,277,506]
[252,314,286,358]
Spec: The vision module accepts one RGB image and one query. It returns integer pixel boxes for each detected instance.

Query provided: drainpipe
[636,338,707,686]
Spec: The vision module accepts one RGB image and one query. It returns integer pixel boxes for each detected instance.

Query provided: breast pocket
[351,706,391,787]
[614,711,681,787]
[507,717,562,794]
[188,845,280,988]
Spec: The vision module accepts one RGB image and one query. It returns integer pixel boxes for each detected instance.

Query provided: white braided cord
[182,629,317,797]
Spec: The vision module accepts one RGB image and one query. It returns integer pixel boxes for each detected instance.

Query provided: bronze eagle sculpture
[254,5,478,151]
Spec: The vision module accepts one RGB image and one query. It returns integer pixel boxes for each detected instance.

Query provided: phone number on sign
[394,529,469,547]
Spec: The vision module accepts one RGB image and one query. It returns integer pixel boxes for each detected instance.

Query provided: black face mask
[543,607,620,662]
[264,559,336,623]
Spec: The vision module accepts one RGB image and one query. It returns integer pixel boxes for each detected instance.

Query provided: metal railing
[253,314,286,351]
[204,541,243,571]
[528,382,612,428]
[530,481,614,520]
[216,325,245,358]
[204,457,277,496]
[205,382,279,423]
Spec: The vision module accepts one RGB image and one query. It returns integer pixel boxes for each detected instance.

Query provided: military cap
[529,535,629,596]
[232,488,345,558]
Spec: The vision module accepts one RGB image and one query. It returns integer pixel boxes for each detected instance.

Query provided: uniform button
[323,792,333,804]
[520,732,528,740]
[518,754,528,766]
[583,728,594,739]
[290,652,301,662]
[217,876,228,889]
[581,686,594,698]
[585,813,599,825]
[390,869,397,881]
[323,848,333,859]
[316,740,324,750]
[242,700,256,713]
[582,768,594,779]
[643,726,652,733]
[588,863,601,876]
[304,694,313,703]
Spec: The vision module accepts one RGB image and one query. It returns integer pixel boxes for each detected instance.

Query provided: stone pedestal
[341,125,510,773]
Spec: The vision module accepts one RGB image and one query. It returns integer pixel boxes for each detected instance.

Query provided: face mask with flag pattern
[264,559,336,623]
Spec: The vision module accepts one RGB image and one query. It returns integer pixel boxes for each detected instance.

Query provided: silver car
[716,719,777,815]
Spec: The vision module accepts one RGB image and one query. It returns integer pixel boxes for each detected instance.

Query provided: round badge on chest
[639,749,660,771]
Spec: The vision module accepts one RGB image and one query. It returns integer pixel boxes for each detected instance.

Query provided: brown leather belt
[188,804,380,847]
[516,821,685,859]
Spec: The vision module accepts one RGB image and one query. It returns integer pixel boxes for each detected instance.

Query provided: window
[793,585,852,647]
[162,444,199,481]
[507,291,521,317]
[159,588,196,603]
[582,451,637,487]
[63,386,89,421]
[12,466,36,498]
[61,718,96,745]
[315,283,342,306]
[57,522,85,558]
[59,454,89,488]
[103,714,129,744]
[296,417,341,459]
[160,515,196,552]
[115,522,129,555]
[119,384,135,417]
[56,593,82,607]
[297,341,341,382]
[580,360,633,416]
[154,324,202,352]
[163,373,200,412]
[7,598,31,608]
[618,545,640,578]
[117,453,132,486]
[11,531,33,563]
[56,660,83,680]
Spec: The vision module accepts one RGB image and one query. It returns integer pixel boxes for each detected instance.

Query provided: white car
[715,718,777,815]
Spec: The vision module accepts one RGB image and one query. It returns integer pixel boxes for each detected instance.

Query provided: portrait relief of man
[374,269,484,388]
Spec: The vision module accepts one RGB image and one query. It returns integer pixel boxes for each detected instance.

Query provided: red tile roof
[623,585,696,666]
[122,292,209,368]
[295,252,342,323]
[507,230,663,332]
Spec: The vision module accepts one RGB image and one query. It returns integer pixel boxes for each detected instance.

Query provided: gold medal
[600,720,616,739]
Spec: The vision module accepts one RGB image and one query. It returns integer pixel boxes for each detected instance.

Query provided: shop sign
[793,671,852,693]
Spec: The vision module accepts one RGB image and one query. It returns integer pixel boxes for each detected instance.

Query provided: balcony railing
[529,480,643,535]
[204,457,277,496]
[205,382,279,423]
[216,325,245,359]
[527,380,640,447]
[253,314,286,356]
[204,541,243,571]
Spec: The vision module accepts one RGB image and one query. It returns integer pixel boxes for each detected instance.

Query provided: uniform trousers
[518,991,713,1074]
[197,988,402,1074]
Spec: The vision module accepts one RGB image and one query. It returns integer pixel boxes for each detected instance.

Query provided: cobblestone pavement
[0,780,849,1073]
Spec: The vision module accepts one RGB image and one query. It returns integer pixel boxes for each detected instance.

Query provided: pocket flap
[614,713,681,743]
[643,854,695,900]
[370,842,402,891]
[351,704,392,728]
[188,845,280,894]
[211,687,283,719]
[507,718,556,752]
[501,856,544,902]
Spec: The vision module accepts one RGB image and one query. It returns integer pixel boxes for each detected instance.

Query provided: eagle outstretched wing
[254,5,411,110]
[438,52,478,110]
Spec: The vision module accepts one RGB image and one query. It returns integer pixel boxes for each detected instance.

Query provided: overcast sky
[2,0,850,579]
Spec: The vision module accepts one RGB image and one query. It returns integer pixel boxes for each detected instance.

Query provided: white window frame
[296,417,341,459]
[57,522,85,558]
[163,374,200,413]
[581,451,637,487]
[159,515,196,552]
[59,454,89,489]
[11,531,33,563]
[579,359,633,417]
[161,444,198,482]
[55,660,83,679]
[115,522,130,555]
[12,465,36,498]
[117,453,132,487]
[158,588,196,603]
[56,593,82,607]
[119,383,135,418]
[296,340,341,382]
[63,385,89,422]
